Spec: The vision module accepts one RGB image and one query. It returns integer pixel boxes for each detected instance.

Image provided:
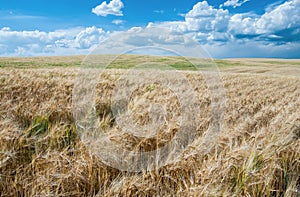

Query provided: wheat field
[0,56,299,196]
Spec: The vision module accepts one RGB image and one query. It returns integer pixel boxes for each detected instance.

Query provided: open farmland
[0,56,299,196]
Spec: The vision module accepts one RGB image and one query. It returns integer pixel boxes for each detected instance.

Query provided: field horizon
[1,54,300,69]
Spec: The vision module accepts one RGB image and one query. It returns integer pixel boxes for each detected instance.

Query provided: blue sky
[0,0,299,58]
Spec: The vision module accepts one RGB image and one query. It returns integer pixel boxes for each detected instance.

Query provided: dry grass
[0,57,300,196]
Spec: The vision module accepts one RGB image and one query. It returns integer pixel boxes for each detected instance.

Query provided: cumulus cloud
[150,0,299,45]
[222,0,249,8]
[154,0,299,45]
[141,0,300,57]
[229,0,300,40]
[92,0,124,17]
[0,26,108,56]
[256,0,300,33]
[185,1,230,32]
[148,1,231,43]
[228,13,258,35]
[75,26,107,49]
[183,1,227,32]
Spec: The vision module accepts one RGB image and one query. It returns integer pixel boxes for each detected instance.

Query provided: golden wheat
[0,59,299,196]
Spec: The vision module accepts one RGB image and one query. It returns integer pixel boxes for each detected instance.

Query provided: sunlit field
[0,56,299,196]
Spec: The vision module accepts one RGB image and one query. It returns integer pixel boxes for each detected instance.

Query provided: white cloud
[229,0,300,35]
[147,1,231,43]
[222,0,249,8]
[135,0,300,58]
[92,0,124,17]
[256,0,300,33]
[112,19,125,25]
[1,27,11,31]
[179,0,300,40]
[75,26,107,49]
[0,26,108,56]
[127,26,143,33]
[90,26,207,58]
[147,21,188,33]
[185,1,230,32]
[228,13,258,35]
